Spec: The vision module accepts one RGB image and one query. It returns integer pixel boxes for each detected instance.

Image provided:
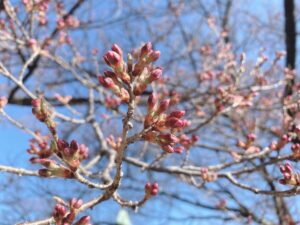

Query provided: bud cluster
[236,133,260,154]
[53,199,91,225]
[269,134,289,151]
[200,167,218,182]
[279,162,300,186]
[142,93,195,153]
[22,0,50,26]
[145,182,159,198]
[56,139,89,171]
[28,136,88,178]
[98,43,161,103]
[27,132,52,158]
[57,15,80,30]
[106,135,122,151]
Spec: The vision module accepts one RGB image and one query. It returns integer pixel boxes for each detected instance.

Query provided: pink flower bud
[174,146,184,154]
[98,76,115,88]
[165,117,185,128]
[79,144,89,160]
[70,140,79,153]
[57,139,69,151]
[285,162,293,173]
[149,67,163,82]
[169,110,185,118]
[0,96,8,108]
[53,204,67,218]
[247,133,256,142]
[147,50,160,62]
[162,144,174,153]
[157,99,170,114]
[111,44,123,57]
[31,98,41,107]
[158,133,179,144]
[140,42,152,58]
[27,39,37,47]
[70,198,83,209]
[145,182,151,190]
[103,51,121,67]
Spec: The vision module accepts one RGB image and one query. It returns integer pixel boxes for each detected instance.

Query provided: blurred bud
[169,110,185,118]
[53,204,67,219]
[149,67,162,82]
[70,140,79,154]
[140,42,152,58]
[0,96,7,108]
[147,50,160,62]
[70,198,83,209]
[111,44,123,58]
[98,76,115,88]
[103,51,121,67]
[157,99,170,114]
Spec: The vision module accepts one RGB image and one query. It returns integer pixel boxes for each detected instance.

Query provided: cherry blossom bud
[162,144,174,153]
[140,42,152,58]
[70,140,79,154]
[149,67,162,82]
[27,39,37,48]
[57,19,65,29]
[103,51,121,67]
[57,139,69,151]
[0,96,7,108]
[158,133,179,144]
[165,117,185,128]
[79,144,89,160]
[147,50,160,62]
[111,44,123,58]
[174,146,184,154]
[145,182,159,197]
[31,98,41,107]
[157,99,170,114]
[169,110,185,118]
[98,76,114,88]
[70,198,83,209]
[246,133,256,142]
[151,183,159,195]
[53,204,67,218]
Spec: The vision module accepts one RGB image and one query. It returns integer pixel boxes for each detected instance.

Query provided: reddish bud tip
[103,51,121,67]
[111,44,123,57]
[98,76,114,88]
[148,50,160,62]
[157,99,170,114]
[141,42,152,57]
[149,67,163,82]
